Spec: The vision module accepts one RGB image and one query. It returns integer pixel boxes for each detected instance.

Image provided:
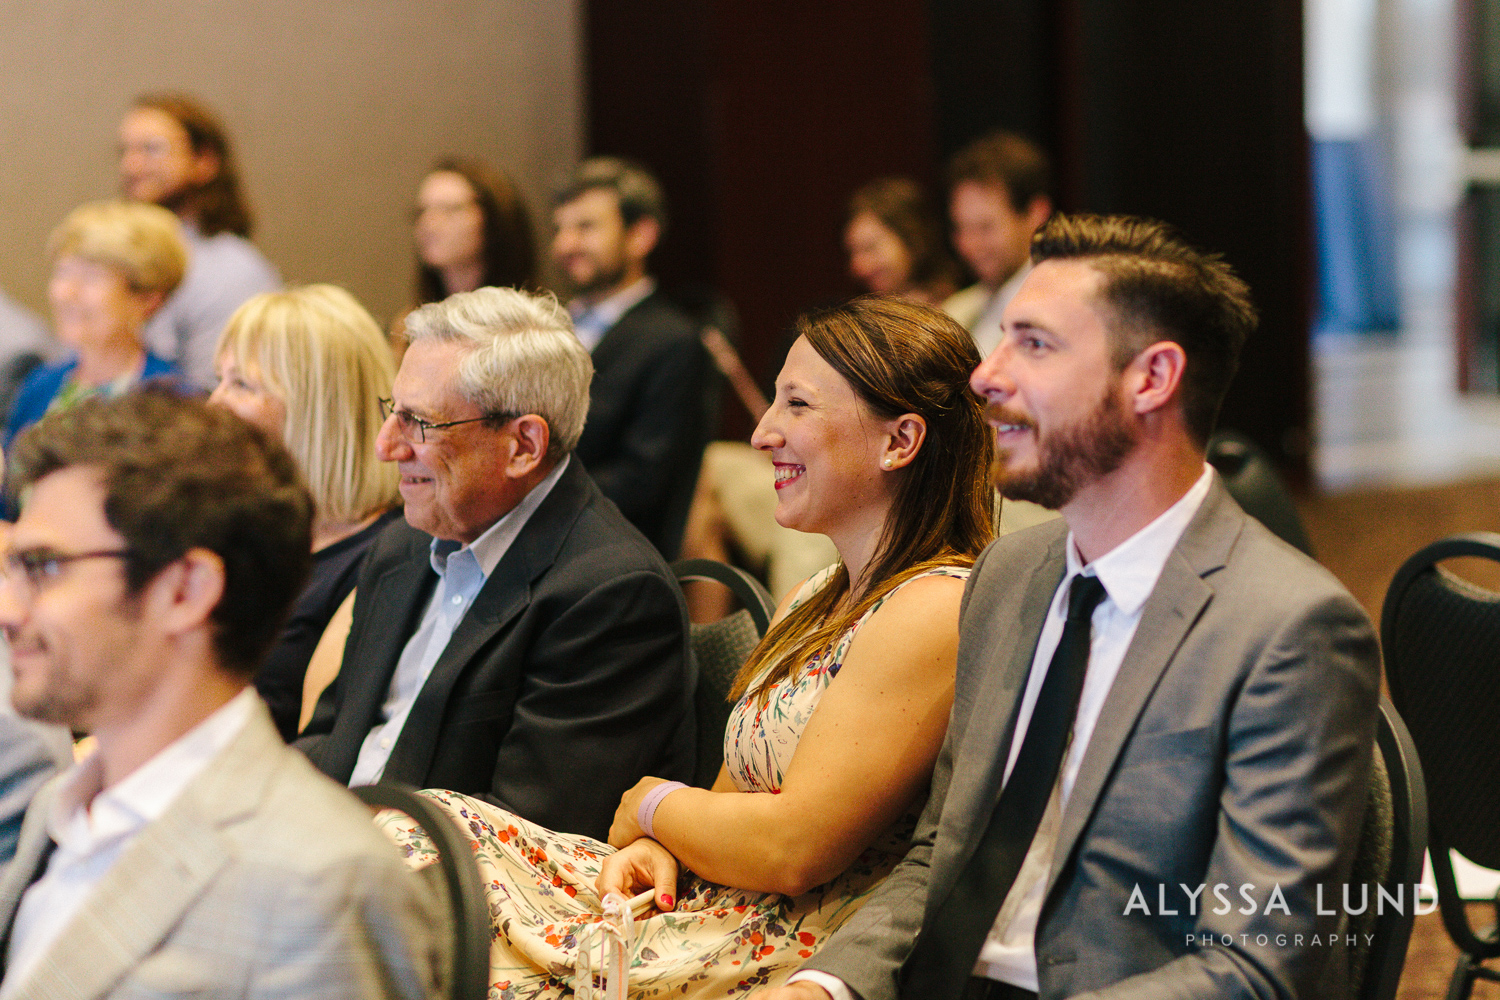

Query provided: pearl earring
[883,458,893,468]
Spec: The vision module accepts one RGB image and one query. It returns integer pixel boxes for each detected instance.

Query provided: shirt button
[451,595,462,605]
[380,738,391,749]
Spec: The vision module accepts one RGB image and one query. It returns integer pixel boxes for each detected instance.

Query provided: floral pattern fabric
[378,564,970,999]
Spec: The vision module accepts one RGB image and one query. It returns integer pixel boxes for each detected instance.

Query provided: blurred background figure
[0,291,60,420]
[120,93,282,391]
[4,200,186,456]
[940,130,1052,358]
[394,156,540,355]
[844,176,959,304]
[210,285,400,740]
[413,157,538,303]
[552,156,711,556]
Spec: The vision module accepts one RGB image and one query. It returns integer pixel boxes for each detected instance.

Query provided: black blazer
[296,459,697,841]
[574,290,711,554]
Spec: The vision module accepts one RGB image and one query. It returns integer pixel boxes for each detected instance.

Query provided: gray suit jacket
[806,478,1381,999]
[0,703,445,1000]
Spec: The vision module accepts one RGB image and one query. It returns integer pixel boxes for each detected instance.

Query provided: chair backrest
[1350,697,1429,1000]
[1206,429,1315,557]
[353,783,490,1000]
[672,559,776,787]
[1380,532,1500,960]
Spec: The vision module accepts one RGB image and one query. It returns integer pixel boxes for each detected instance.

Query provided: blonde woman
[4,200,186,452]
[209,285,400,739]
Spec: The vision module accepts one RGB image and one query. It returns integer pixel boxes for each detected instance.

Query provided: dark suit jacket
[574,290,711,555]
[296,458,697,841]
[806,478,1381,999]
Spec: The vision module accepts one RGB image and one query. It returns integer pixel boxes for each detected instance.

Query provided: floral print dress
[378,564,969,999]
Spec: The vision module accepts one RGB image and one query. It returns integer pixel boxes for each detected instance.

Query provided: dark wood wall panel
[1061,0,1312,476]
[585,0,1312,475]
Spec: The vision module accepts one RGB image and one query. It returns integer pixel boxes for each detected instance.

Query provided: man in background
[942,131,1053,359]
[551,156,710,555]
[118,94,281,391]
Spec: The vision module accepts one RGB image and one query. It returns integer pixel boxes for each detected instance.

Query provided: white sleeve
[787,969,859,1000]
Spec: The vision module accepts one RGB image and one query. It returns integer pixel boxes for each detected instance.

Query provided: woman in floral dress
[384,296,996,997]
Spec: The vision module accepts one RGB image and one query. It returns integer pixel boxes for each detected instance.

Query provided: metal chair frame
[672,558,776,787]
[1381,532,1500,1000]
[354,783,490,1000]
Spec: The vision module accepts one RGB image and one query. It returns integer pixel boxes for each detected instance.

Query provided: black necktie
[901,573,1108,998]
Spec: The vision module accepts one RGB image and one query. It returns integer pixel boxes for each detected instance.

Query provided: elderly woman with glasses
[208,285,400,740]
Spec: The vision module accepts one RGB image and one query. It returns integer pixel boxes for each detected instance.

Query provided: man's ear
[1025,194,1053,233]
[503,415,551,479]
[146,548,226,638]
[624,216,661,263]
[1121,341,1187,417]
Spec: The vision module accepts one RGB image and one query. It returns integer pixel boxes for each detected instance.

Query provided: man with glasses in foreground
[295,287,694,842]
[0,390,442,999]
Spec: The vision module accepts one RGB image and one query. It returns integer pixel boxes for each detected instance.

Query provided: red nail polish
[660,895,674,908]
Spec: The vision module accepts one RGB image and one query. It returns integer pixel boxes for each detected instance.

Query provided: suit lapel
[0,778,62,961]
[382,459,593,785]
[926,533,1067,911]
[322,538,435,779]
[1046,480,1241,891]
[9,708,281,1000]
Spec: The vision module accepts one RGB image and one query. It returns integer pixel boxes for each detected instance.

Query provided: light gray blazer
[0,702,446,1000]
[806,478,1381,999]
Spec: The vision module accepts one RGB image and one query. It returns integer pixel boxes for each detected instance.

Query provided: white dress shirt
[792,464,1214,999]
[568,276,655,352]
[348,456,569,786]
[2,688,258,997]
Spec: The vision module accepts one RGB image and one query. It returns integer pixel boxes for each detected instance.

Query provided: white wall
[0,0,584,329]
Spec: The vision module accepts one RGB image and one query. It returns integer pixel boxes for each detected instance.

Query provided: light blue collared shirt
[568,276,655,351]
[349,456,571,785]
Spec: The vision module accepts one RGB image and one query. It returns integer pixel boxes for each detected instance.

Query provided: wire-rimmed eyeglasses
[378,398,518,443]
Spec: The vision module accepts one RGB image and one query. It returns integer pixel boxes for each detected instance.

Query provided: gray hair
[403,287,593,457]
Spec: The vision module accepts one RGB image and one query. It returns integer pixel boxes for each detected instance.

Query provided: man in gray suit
[0,391,442,999]
[769,215,1380,1000]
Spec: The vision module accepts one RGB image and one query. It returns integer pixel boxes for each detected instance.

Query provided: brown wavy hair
[133,94,254,239]
[730,296,994,704]
[415,157,538,304]
[848,176,960,295]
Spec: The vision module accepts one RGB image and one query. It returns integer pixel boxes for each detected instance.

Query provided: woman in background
[5,200,186,453]
[844,176,959,305]
[413,156,537,302]
[385,296,994,997]
[210,285,400,740]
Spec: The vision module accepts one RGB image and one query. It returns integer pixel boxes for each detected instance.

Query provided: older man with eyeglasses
[295,286,696,842]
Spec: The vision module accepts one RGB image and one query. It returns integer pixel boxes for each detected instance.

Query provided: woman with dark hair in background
[413,156,538,303]
[844,176,959,305]
[382,296,995,997]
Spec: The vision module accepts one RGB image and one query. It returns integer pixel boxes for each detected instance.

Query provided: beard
[565,254,629,299]
[988,383,1140,510]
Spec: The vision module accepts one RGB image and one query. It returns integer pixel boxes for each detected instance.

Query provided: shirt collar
[1063,463,1214,616]
[46,687,258,849]
[429,454,571,579]
[568,276,655,331]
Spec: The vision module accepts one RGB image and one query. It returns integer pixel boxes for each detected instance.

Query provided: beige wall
[0,0,583,330]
